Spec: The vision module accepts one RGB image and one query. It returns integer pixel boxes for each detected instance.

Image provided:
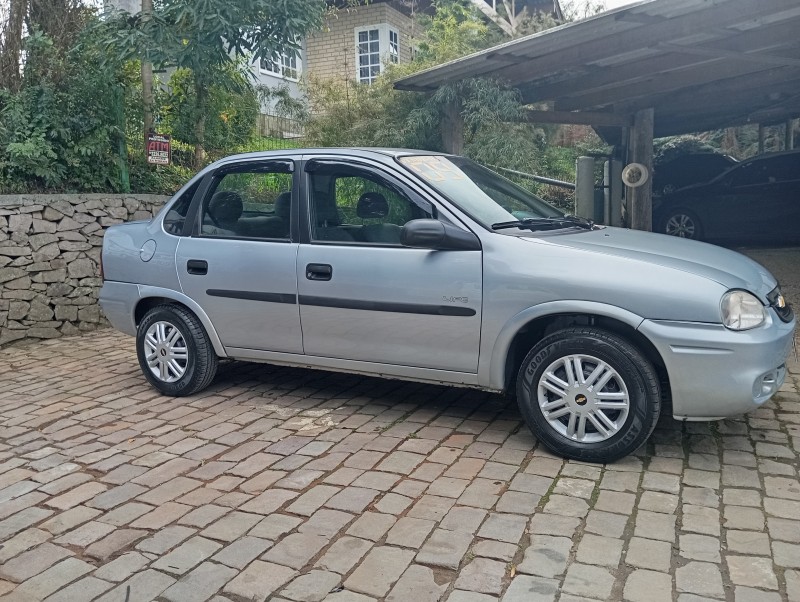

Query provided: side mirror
[400,219,481,251]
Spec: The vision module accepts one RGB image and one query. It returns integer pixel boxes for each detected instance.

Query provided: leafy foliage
[0,29,131,192]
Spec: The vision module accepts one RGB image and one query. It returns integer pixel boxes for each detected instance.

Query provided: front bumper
[638,313,796,420]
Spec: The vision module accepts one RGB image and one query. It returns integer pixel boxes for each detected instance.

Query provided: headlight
[721,290,766,331]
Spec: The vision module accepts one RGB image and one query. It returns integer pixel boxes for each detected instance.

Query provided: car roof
[214,147,447,164]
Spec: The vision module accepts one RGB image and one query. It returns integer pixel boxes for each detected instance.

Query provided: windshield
[399,155,563,228]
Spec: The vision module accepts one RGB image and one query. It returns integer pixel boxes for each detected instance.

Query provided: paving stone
[95,568,176,602]
[240,488,298,514]
[584,510,628,538]
[88,483,148,510]
[286,485,341,516]
[639,491,679,514]
[723,488,763,508]
[9,557,94,600]
[594,490,636,515]
[785,570,800,602]
[446,592,497,602]
[724,505,765,531]
[0,542,72,583]
[517,536,572,577]
[726,555,779,590]
[625,537,672,572]
[46,482,108,510]
[764,497,800,519]
[223,560,296,601]
[386,564,448,602]
[680,533,721,562]
[325,487,379,513]
[676,561,725,598]
[160,561,238,602]
[600,470,640,492]
[43,575,113,602]
[773,541,800,568]
[386,516,436,548]
[440,506,487,534]
[316,536,373,574]
[683,487,719,508]
[0,528,51,564]
[473,539,517,561]
[298,509,354,538]
[561,563,615,600]
[642,472,681,494]
[407,495,456,521]
[54,520,116,547]
[634,510,677,542]
[496,575,557,602]
[200,511,261,542]
[733,587,782,602]
[244,514,299,541]
[263,532,329,569]
[85,528,147,561]
[374,492,413,515]
[623,569,672,602]
[727,530,771,555]
[280,569,341,602]
[178,504,230,529]
[553,477,595,499]
[94,551,150,582]
[509,473,552,495]
[212,536,272,569]
[345,546,415,597]
[346,512,396,541]
[130,502,192,530]
[416,528,474,570]
[98,502,153,527]
[495,490,539,514]
[529,513,580,537]
[575,533,623,567]
[542,494,589,518]
[453,558,506,595]
[152,536,222,575]
[40,506,101,535]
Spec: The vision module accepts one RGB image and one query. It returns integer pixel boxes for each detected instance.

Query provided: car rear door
[296,156,482,373]
[175,158,303,353]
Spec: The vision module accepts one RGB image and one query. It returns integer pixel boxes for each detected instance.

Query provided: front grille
[767,286,794,323]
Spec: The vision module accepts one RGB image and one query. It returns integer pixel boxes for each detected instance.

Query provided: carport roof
[394,0,800,138]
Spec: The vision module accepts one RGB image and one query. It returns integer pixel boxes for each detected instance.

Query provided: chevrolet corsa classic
[99,149,796,462]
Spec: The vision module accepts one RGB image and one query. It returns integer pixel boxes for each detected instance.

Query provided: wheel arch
[489,302,670,404]
[133,286,227,357]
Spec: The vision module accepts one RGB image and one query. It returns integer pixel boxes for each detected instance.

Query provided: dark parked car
[654,150,800,243]
[653,152,737,196]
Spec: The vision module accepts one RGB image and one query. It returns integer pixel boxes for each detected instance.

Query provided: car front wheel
[136,304,218,396]
[516,328,661,462]
[662,208,703,240]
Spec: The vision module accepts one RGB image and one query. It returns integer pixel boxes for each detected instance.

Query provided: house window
[389,30,399,64]
[260,50,301,81]
[355,25,400,84]
[357,28,381,84]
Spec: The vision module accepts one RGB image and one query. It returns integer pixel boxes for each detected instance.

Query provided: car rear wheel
[516,327,661,463]
[136,304,218,396]
[662,209,703,240]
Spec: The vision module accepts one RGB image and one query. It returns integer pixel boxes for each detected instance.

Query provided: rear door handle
[187,259,208,275]
[306,263,332,281]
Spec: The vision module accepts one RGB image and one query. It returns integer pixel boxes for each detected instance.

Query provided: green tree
[96,0,326,166]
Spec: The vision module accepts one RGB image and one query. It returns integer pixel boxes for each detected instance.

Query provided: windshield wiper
[491,215,595,231]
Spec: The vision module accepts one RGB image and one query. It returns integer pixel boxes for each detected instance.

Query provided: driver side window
[308,165,432,245]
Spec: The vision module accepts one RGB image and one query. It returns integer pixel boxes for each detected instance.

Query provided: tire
[516,327,660,463]
[136,304,218,396]
[661,208,703,240]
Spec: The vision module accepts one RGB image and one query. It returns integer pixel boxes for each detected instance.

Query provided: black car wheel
[136,304,218,396]
[516,328,661,463]
[661,208,703,240]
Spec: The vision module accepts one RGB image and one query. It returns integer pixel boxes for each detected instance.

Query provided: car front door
[296,157,482,373]
[176,159,303,353]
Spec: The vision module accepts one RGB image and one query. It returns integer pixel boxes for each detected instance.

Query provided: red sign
[147,133,171,165]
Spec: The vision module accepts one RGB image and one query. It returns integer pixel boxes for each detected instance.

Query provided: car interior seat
[358,192,402,244]
[204,191,243,235]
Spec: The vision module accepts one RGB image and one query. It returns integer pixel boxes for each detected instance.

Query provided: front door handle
[306,263,332,281]
[187,259,208,275]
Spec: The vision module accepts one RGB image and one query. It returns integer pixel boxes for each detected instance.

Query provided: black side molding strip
[206,289,297,304]
[299,295,476,317]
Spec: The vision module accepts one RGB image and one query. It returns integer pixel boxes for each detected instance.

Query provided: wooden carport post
[627,108,655,231]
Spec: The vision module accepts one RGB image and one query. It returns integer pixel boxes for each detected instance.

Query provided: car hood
[528,227,777,299]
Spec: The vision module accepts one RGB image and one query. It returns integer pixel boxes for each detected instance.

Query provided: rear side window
[163,181,200,235]
[200,162,294,240]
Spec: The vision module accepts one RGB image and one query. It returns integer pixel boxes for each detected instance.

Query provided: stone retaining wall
[0,194,170,346]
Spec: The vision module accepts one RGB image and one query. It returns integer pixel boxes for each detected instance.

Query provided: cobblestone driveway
[0,330,798,602]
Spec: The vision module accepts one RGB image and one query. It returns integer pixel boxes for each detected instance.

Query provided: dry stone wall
[0,194,169,347]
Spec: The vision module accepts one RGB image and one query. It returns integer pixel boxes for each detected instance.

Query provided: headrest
[274,191,291,220]
[208,191,243,227]
[356,192,389,219]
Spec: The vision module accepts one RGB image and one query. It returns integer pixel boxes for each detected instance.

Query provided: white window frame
[259,47,302,82]
[354,24,400,84]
